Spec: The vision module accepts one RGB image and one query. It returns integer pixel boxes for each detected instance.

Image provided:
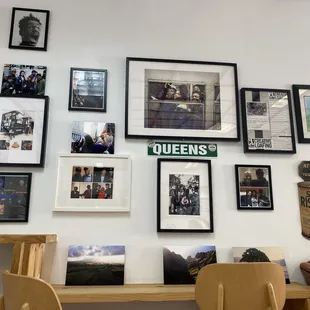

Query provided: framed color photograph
[0,96,49,167]
[292,85,310,143]
[54,154,131,212]
[8,7,50,51]
[235,165,274,211]
[68,68,107,112]
[157,158,213,233]
[125,57,239,141]
[0,173,31,222]
[240,88,296,154]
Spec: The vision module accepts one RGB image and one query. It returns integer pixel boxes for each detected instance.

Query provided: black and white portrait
[9,8,50,51]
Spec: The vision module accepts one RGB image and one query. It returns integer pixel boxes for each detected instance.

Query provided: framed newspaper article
[125,57,240,141]
[240,88,296,154]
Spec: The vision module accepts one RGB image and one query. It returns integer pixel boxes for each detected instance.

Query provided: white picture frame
[54,154,131,212]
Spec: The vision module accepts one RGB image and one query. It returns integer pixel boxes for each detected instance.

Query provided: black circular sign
[298,161,310,181]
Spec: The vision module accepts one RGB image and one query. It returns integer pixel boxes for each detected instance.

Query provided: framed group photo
[235,165,274,211]
[157,158,213,233]
[8,7,50,51]
[125,57,239,141]
[240,88,296,154]
[68,68,107,112]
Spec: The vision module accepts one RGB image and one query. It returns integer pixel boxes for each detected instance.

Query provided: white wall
[0,0,310,309]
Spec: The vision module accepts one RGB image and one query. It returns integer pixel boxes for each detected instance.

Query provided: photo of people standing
[236,165,273,210]
[169,174,200,215]
[1,64,47,96]
[71,122,115,154]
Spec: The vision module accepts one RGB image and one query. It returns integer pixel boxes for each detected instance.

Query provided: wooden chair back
[2,271,62,310]
[195,263,286,310]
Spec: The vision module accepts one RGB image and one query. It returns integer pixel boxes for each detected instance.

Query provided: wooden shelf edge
[0,234,57,244]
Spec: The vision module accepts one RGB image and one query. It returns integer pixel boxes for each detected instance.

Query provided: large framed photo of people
[68,68,107,112]
[0,96,49,167]
[8,7,50,51]
[125,57,239,141]
[240,88,296,154]
[0,173,32,222]
[54,154,131,212]
[235,165,274,211]
[157,158,213,233]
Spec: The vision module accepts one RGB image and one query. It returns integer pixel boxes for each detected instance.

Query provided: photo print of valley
[144,69,221,130]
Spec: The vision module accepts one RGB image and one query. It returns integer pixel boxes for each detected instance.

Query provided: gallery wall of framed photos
[0,0,310,298]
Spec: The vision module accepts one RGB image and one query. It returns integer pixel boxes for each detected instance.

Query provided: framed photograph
[235,165,274,211]
[157,158,213,233]
[54,154,131,212]
[71,121,115,154]
[0,173,31,222]
[292,85,310,143]
[68,68,107,112]
[125,57,239,141]
[8,7,50,51]
[240,88,296,153]
[1,64,47,96]
[0,95,49,167]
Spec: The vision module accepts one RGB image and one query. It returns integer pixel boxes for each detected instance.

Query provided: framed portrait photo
[0,96,49,167]
[235,165,274,211]
[68,68,107,112]
[54,154,131,212]
[125,57,239,141]
[240,88,296,154]
[292,85,310,143]
[157,158,213,233]
[8,7,50,51]
[0,173,32,223]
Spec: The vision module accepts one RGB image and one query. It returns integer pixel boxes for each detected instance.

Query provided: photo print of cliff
[65,245,125,286]
[163,245,216,284]
[232,247,290,284]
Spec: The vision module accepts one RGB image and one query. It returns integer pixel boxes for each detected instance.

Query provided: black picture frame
[292,84,310,143]
[240,88,296,154]
[125,57,240,141]
[0,172,32,223]
[68,68,108,113]
[235,164,274,211]
[157,158,214,233]
[8,7,50,52]
[0,95,49,167]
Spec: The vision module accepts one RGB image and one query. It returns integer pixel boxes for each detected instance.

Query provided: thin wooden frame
[68,68,107,113]
[157,158,214,233]
[240,88,296,154]
[235,164,274,211]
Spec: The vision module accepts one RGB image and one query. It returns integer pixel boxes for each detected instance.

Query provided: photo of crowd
[1,64,47,96]
[71,167,114,199]
[169,174,200,215]
[246,102,268,116]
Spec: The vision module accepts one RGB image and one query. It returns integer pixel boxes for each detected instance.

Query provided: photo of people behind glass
[0,174,31,222]
[169,174,200,215]
[144,69,221,131]
[71,166,113,199]
[236,166,273,210]
[1,64,47,96]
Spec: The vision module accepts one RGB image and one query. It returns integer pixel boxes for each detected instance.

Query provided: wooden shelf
[0,234,57,244]
[52,282,310,303]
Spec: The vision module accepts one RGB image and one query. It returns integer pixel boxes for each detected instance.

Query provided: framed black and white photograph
[125,57,239,141]
[235,165,274,211]
[0,95,49,167]
[8,7,50,51]
[157,158,213,233]
[68,68,107,112]
[292,85,310,143]
[0,173,32,222]
[240,88,296,154]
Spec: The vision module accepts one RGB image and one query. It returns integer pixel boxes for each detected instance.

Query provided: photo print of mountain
[163,245,216,284]
[232,247,290,284]
[65,245,125,286]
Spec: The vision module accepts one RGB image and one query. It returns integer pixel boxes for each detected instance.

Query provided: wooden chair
[195,263,286,310]
[2,271,62,310]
